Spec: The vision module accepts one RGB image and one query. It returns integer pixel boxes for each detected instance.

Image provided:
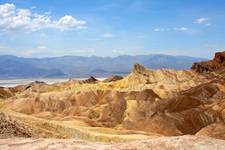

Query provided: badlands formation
[1,52,225,149]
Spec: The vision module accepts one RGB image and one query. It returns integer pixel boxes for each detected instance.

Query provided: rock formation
[81,76,98,84]
[0,87,13,99]
[192,51,225,73]
[103,75,123,82]
[0,112,32,138]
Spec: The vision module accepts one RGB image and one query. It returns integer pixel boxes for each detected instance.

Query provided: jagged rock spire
[133,63,146,74]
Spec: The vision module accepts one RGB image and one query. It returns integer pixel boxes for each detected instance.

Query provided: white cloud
[153,28,171,32]
[154,27,187,32]
[173,27,188,31]
[153,28,164,32]
[195,17,208,24]
[0,3,87,32]
[102,33,113,38]
[56,15,86,31]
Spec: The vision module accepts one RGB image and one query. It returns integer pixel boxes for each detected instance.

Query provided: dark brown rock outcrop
[192,51,225,73]
[133,63,147,74]
[0,112,32,138]
[82,76,98,84]
[103,75,123,82]
[67,76,99,84]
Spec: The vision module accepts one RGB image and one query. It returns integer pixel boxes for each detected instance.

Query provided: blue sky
[0,0,225,58]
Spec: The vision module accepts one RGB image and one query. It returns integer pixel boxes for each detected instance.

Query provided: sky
[0,0,225,58]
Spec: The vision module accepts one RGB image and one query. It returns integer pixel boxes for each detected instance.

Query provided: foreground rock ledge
[0,135,225,150]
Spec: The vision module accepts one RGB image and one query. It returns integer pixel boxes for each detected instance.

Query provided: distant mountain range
[0,54,207,79]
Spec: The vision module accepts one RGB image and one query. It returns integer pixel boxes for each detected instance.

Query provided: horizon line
[0,53,209,59]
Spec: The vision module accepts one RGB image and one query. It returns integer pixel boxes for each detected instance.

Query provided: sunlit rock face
[192,51,225,73]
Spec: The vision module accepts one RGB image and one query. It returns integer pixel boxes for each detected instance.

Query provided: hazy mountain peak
[0,54,206,78]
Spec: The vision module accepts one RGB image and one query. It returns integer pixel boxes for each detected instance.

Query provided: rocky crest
[133,63,146,73]
[103,75,123,82]
[192,51,225,73]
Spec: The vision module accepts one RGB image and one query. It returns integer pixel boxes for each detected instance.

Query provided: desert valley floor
[1,52,225,149]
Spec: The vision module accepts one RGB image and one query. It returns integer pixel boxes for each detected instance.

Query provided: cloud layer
[153,27,188,32]
[0,3,87,32]
[195,17,208,24]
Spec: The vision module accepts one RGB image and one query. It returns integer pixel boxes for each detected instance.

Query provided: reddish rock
[192,51,225,73]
